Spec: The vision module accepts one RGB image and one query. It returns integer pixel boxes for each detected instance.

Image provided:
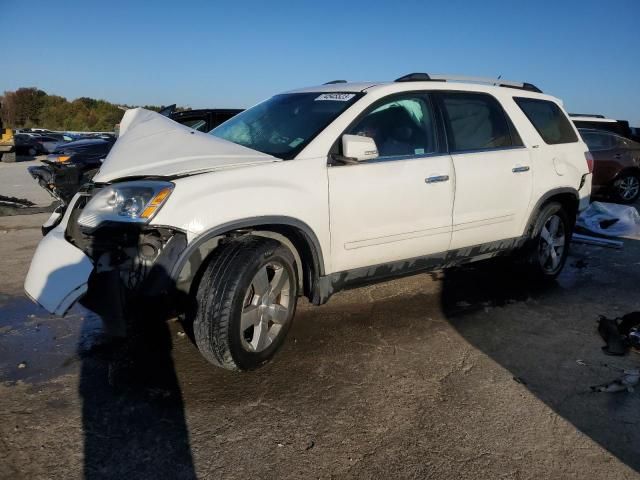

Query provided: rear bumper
[578,173,592,212]
[24,227,93,315]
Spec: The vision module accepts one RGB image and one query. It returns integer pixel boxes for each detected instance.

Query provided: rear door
[328,92,454,272]
[436,92,532,250]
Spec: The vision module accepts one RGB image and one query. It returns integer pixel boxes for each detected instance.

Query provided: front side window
[514,97,578,145]
[346,95,437,158]
[210,92,361,159]
[439,92,517,152]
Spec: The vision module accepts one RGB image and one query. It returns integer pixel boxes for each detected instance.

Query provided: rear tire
[612,172,640,204]
[521,202,571,280]
[194,236,298,371]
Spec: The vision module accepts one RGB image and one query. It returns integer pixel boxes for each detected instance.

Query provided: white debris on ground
[576,201,640,239]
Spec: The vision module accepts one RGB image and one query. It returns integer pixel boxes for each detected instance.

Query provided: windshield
[209,92,361,159]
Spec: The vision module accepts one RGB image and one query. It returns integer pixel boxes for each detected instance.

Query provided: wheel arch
[170,216,325,302]
[523,188,580,238]
[614,166,640,180]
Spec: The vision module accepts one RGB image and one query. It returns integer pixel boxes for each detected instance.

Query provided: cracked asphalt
[1,212,639,479]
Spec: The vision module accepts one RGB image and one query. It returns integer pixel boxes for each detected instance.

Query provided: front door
[328,93,454,273]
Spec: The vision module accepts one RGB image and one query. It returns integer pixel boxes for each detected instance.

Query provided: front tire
[194,236,298,371]
[523,202,571,279]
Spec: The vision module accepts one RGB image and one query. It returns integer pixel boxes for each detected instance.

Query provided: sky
[1,0,639,125]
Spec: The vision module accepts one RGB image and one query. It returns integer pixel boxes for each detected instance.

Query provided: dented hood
[93,108,278,182]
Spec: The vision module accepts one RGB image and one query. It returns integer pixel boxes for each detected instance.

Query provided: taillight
[584,151,594,173]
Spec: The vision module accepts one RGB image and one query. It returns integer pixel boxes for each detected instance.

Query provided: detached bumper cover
[24,228,93,315]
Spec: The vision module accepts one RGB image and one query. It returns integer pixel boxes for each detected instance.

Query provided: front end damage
[25,188,187,331]
[24,108,280,326]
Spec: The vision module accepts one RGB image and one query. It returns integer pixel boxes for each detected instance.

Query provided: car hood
[93,108,278,182]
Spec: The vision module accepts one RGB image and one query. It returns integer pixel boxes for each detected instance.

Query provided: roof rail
[324,80,347,85]
[394,73,542,93]
[569,113,605,118]
[395,73,432,82]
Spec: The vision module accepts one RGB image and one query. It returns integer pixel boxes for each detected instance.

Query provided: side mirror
[342,134,378,162]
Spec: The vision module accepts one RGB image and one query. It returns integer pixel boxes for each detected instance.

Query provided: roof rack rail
[324,80,347,84]
[569,113,605,118]
[395,73,432,82]
[394,73,542,93]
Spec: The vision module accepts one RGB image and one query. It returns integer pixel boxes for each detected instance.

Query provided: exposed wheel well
[544,192,579,224]
[523,190,579,241]
[176,224,321,303]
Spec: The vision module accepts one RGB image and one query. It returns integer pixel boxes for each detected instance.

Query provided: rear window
[439,92,522,152]
[514,97,578,144]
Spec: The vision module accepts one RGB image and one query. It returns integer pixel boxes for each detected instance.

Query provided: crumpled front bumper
[24,224,94,316]
[24,192,189,318]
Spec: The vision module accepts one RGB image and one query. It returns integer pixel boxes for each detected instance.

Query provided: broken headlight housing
[78,180,174,229]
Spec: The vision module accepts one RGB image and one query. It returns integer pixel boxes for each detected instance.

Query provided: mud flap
[24,228,93,315]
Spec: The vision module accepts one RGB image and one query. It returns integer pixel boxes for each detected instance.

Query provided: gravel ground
[0,156,55,207]
[0,211,639,479]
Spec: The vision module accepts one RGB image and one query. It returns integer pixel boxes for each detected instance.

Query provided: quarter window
[346,95,437,158]
[514,97,578,145]
[439,93,518,152]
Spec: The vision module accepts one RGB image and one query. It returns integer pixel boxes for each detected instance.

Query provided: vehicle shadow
[78,306,197,480]
[32,259,197,478]
[439,248,640,473]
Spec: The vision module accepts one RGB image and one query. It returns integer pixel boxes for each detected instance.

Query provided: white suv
[25,73,592,371]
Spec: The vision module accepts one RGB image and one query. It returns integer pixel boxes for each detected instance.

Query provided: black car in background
[28,137,116,204]
[14,133,46,156]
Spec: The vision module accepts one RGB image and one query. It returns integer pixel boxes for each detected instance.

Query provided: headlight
[78,180,174,229]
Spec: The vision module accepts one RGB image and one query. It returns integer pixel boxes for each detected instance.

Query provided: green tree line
[0,87,165,132]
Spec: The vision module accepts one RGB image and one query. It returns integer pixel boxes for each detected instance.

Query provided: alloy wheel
[240,261,292,353]
[538,214,565,274]
[614,175,640,201]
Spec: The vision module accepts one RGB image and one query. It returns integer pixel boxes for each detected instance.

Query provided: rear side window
[439,92,521,152]
[514,97,578,144]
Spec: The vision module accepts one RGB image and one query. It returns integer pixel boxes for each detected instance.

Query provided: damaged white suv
[25,73,592,371]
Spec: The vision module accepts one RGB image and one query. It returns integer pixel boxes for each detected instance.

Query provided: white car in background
[25,73,592,371]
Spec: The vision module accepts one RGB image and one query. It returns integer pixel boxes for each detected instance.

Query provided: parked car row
[14,131,76,155]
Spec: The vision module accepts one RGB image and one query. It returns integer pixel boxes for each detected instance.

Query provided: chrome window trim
[357,151,448,165]
[448,145,528,156]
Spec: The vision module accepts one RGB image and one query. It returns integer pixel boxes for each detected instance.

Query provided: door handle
[614,153,622,159]
[512,166,530,173]
[425,175,449,184]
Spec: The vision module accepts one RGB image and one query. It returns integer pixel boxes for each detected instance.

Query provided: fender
[523,187,579,236]
[169,215,326,284]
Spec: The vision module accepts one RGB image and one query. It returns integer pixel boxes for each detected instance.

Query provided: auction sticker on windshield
[315,93,356,101]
